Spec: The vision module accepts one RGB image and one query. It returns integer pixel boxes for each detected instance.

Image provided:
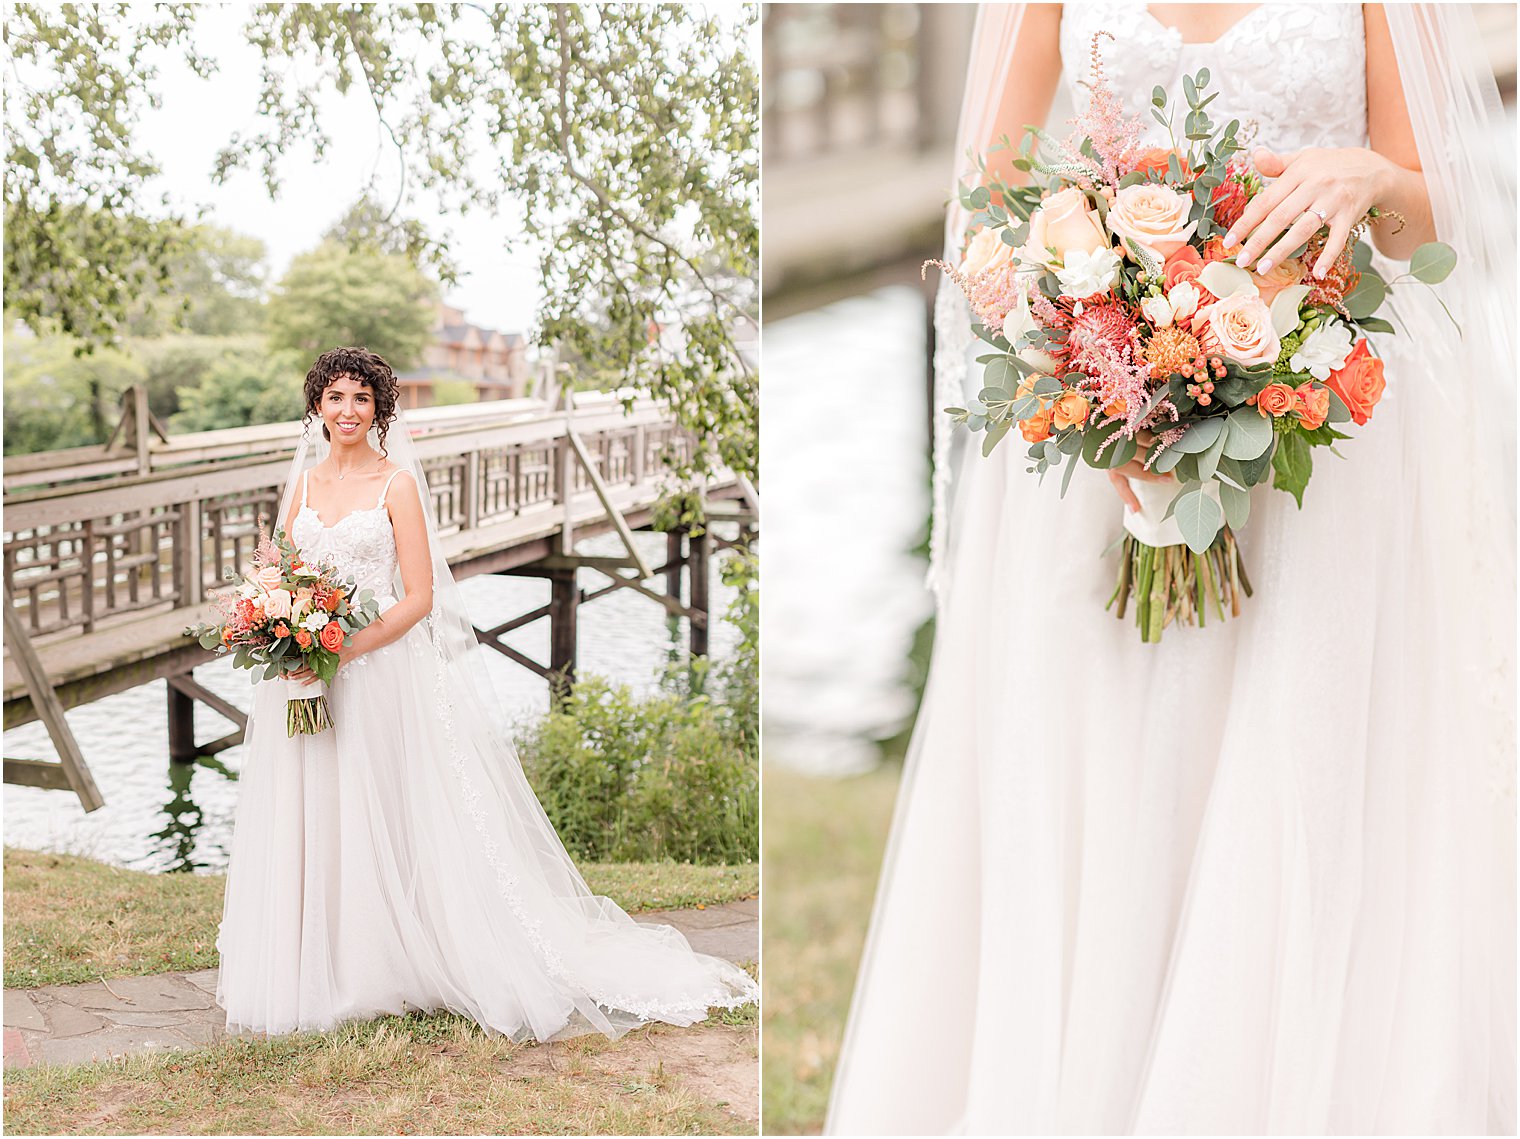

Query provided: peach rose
[960,224,1017,277]
[263,587,293,621]
[272,622,291,639]
[1107,184,1199,259]
[1294,382,1330,431]
[1325,340,1386,426]
[1051,391,1091,430]
[1254,382,1297,418]
[1022,187,1110,270]
[1251,256,1306,305]
[253,565,284,592]
[1020,402,1054,443]
[319,620,345,653]
[295,629,313,650]
[1103,396,1129,418]
[1163,246,1204,290]
[1196,294,1281,366]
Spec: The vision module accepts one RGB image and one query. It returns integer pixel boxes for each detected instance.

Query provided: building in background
[395,301,534,409]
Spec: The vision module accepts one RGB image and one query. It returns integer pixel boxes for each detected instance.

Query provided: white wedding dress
[216,467,757,1040]
[828,5,1515,1134]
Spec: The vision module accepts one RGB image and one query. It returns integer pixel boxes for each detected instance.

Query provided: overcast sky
[131,2,751,337]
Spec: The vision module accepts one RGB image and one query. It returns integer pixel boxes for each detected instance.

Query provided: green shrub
[516,676,757,865]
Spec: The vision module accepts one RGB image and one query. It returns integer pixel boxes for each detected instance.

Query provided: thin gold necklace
[333,452,380,481]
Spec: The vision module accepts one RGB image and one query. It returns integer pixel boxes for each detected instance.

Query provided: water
[3,530,739,873]
[761,285,935,775]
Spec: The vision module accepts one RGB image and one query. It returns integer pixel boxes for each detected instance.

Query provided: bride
[827,4,1514,1134]
[215,346,757,1041]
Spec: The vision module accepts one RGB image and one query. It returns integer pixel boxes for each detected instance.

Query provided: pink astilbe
[1069,32,1144,184]
[1142,419,1187,472]
[924,259,1031,331]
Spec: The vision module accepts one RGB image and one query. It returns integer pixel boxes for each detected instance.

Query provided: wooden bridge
[3,387,757,810]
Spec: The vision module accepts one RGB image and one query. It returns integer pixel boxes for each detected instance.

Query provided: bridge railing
[3,391,692,641]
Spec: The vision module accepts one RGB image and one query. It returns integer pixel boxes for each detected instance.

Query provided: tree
[168,348,306,434]
[124,225,269,338]
[264,242,436,370]
[4,3,206,345]
[2,325,146,454]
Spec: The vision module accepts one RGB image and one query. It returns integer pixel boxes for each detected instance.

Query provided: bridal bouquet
[931,36,1456,642]
[186,528,382,735]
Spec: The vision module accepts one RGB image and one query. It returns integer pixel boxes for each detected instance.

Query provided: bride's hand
[1105,430,1174,513]
[288,664,319,687]
[1223,145,1394,280]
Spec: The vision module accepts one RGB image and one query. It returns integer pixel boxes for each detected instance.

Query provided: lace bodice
[289,470,404,601]
[1059,4,1368,152]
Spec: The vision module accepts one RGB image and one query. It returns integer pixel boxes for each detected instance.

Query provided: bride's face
[318,374,377,445]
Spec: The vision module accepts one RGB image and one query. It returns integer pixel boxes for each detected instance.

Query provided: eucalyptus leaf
[1222,408,1273,460]
[1408,241,1456,284]
[1344,272,1388,320]
[1174,487,1225,554]
[1032,375,1064,396]
[1169,416,1226,454]
[1198,427,1227,482]
[1218,480,1251,530]
[982,421,1010,456]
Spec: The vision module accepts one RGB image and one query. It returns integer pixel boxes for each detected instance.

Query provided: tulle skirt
[216,606,757,1042]
[827,350,1516,1133]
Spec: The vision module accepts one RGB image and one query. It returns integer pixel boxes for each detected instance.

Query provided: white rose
[1290,320,1355,380]
[1055,247,1122,300]
[1141,293,1174,328]
[1167,281,1202,320]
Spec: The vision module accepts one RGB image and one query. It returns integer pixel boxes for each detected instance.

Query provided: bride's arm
[1224,3,1436,276]
[339,471,435,664]
[983,5,1064,192]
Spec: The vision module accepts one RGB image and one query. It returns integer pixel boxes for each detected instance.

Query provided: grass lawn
[3,848,758,989]
[3,1002,759,1135]
[759,763,901,1136]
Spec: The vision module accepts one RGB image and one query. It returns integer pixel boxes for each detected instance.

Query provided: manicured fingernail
[1258,258,1273,274]
[1223,229,1238,247]
[1237,254,1251,268]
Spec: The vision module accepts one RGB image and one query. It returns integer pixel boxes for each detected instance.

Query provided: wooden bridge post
[547,567,579,703]
[167,681,197,766]
[689,528,710,658]
[665,529,685,602]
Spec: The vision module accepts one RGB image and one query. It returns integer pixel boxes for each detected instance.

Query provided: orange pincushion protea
[1143,327,1205,380]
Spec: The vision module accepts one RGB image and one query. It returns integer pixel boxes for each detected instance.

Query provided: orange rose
[1020,403,1054,443]
[295,629,313,650]
[1293,383,1330,431]
[1051,391,1091,430]
[319,621,345,652]
[1254,382,1297,418]
[272,621,291,639]
[1130,147,1178,177]
[1103,396,1129,418]
[1163,246,1204,290]
[1324,340,1385,426]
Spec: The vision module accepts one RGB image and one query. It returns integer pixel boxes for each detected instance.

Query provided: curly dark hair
[302,347,401,456]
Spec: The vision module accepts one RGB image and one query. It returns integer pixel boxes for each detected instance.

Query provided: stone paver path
[3,898,756,1071]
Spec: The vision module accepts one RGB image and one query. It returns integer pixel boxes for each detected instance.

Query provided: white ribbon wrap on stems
[1120,478,1219,548]
[277,675,329,702]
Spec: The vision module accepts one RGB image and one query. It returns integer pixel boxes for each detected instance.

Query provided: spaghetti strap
[300,471,309,508]
[376,468,405,508]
